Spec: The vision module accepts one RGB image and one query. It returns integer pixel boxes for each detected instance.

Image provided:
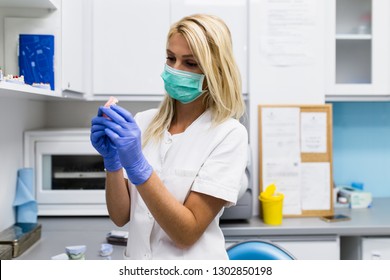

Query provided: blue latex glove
[90,106,123,172]
[100,105,153,185]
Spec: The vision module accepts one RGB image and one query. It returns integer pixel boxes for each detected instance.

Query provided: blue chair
[227,240,295,260]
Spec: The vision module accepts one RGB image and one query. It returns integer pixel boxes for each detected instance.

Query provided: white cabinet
[61,0,88,95]
[87,0,248,98]
[91,0,169,98]
[274,236,340,260]
[3,0,248,100]
[341,236,390,260]
[171,0,248,94]
[361,237,390,260]
[226,235,340,260]
[0,0,57,9]
[0,0,62,100]
[325,0,390,99]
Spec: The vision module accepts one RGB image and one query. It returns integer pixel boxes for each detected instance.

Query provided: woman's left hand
[101,105,153,185]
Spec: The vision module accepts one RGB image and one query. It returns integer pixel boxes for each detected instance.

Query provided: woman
[90,14,248,259]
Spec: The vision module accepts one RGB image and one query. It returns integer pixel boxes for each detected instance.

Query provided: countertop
[221,197,390,237]
[16,218,125,260]
[15,198,390,260]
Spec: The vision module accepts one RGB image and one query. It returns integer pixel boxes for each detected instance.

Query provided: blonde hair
[143,14,245,146]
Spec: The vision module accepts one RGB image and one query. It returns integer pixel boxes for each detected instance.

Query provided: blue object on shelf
[351,182,364,191]
[19,34,55,90]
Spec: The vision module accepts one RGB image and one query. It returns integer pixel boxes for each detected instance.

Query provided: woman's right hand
[90,106,123,172]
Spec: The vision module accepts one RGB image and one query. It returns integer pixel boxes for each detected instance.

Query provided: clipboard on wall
[258,104,333,217]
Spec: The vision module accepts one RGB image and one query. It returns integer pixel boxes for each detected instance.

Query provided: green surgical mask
[161,64,205,104]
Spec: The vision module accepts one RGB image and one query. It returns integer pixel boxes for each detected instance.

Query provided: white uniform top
[123,108,248,260]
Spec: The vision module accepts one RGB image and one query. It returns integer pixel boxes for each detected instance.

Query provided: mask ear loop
[200,74,210,105]
[200,78,211,108]
[201,73,208,93]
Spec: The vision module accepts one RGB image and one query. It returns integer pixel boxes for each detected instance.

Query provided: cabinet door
[362,237,390,260]
[226,235,340,260]
[325,0,390,98]
[171,0,248,94]
[92,0,169,96]
[275,236,340,260]
[62,0,86,94]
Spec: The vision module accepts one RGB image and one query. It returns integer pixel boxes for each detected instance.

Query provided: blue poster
[19,34,55,90]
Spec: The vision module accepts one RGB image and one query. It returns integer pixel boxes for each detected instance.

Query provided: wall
[248,0,327,215]
[0,97,46,231]
[331,102,390,197]
[44,100,160,128]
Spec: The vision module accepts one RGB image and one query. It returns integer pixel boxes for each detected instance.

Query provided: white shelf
[326,94,390,102]
[336,34,372,40]
[0,81,62,100]
[0,0,57,9]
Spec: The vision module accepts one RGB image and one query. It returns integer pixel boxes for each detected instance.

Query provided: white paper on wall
[260,0,317,66]
[301,162,331,210]
[300,112,327,153]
